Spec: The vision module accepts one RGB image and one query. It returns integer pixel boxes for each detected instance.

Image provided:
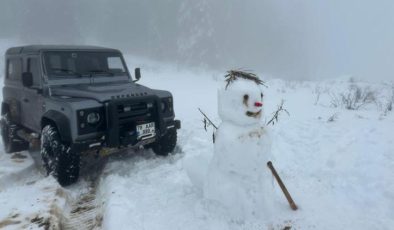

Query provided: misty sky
[0,0,393,81]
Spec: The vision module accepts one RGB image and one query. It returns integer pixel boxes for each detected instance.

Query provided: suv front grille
[106,96,159,147]
[117,102,149,123]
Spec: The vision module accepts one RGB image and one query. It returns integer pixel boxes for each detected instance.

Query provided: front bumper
[72,119,181,153]
[71,134,157,153]
[72,95,181,153]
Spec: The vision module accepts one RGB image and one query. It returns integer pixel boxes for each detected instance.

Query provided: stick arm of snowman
[267,161,298,211]
[198,108,218,130]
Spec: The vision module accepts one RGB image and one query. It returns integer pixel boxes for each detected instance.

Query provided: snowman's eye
[261,93,264,99]
[243,94,249,106]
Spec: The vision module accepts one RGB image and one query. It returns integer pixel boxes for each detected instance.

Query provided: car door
[21,56,45,132]
[3,57,24,124]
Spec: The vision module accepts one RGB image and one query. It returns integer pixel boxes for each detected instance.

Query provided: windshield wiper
[88,70,115,76]
[51,68,83,77]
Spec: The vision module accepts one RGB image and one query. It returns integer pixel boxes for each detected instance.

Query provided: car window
[6,58,22,81]
[27,58,41,87]
[44,51,128,79]
[108,57,126,73]
[49,54,62,69]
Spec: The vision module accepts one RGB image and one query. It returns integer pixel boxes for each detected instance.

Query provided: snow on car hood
[51,83,157,102]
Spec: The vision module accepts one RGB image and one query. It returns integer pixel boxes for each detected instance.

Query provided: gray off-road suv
[1,45,180,186]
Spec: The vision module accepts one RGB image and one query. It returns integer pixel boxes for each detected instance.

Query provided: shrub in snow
[330,83,377,110]
[387,101,392,112]
[312,77,394,112]
[389,85,394,112]
[382,85,394,115]
[327,113,338,122]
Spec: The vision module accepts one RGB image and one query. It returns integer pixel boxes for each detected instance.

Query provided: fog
[1,0,393,80]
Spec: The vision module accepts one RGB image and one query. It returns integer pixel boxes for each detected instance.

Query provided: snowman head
[218,71,265,126]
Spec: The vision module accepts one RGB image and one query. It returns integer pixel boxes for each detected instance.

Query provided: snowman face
[243,92,263,119]
[218,78,264,126]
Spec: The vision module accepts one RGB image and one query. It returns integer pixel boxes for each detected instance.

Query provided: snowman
[201,71,275,220]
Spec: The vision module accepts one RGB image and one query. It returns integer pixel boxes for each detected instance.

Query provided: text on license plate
[136,122,156,140]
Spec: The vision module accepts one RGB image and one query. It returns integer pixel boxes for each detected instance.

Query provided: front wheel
[151,129,177,156]
[41,125,80,186]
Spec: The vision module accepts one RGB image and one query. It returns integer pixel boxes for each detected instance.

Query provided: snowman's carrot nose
[254,102,263,107]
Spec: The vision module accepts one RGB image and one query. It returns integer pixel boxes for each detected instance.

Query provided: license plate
[136,122,156,140]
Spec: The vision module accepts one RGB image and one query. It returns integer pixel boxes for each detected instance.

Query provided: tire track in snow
[59,156,107,230]
[61,181,103,230]
[60,147,173,230]
[1,150,104,229]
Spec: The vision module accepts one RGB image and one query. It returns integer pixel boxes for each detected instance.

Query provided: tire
[0,113,29,153]
[152,128,177,156]
[41,125,79,186]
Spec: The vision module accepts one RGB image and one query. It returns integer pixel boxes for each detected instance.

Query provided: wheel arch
[41,110,72,143]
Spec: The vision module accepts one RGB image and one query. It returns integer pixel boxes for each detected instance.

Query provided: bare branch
[198,108,218,143]
[203,118,207,131]
[198,108,218,130]
[267,100,290,126]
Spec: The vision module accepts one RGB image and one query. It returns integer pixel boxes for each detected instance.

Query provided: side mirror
[22,72,33,87]
[134,68,141,82]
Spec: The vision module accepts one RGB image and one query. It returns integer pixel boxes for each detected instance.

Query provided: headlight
[77,107,105,135]
[160,97,173,113]
[161,101,166,112]
[168,97,173,112]
[87,112,100,124]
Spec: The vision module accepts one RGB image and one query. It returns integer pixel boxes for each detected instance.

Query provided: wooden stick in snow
[267,161,298,211]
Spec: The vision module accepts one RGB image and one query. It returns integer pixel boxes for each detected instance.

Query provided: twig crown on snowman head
[224,70,265,90]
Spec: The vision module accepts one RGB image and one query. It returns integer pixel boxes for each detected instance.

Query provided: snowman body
[203,78,274,219]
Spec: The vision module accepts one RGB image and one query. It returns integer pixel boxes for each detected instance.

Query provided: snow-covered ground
[0,45,393,229]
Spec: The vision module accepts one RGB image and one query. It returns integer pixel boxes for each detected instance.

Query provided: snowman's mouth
[246,110,261,118]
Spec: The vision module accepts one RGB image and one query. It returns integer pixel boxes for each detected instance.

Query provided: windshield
[43,51,129,79]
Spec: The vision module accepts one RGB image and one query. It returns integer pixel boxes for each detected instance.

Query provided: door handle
[23,98,29,103]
